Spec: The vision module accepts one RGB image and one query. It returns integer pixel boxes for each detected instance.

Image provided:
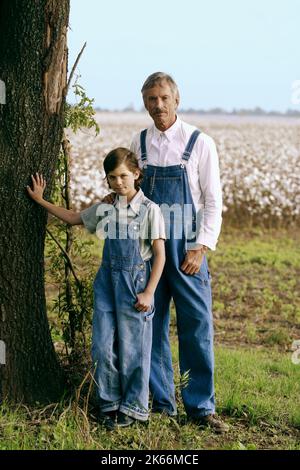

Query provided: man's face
[143,80,179,131]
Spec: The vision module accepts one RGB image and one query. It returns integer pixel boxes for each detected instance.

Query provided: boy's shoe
[98,410,117,431]
[189,414,229,434]
[116,412,135,428]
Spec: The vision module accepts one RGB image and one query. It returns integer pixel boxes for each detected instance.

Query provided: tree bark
[0,0,70,403]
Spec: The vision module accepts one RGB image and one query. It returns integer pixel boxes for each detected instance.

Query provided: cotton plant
[66,113,300,224]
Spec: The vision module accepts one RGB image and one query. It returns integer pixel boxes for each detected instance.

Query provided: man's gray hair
[141,72,179,100]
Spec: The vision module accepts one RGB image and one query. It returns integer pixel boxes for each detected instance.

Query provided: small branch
[66,42,87,93]
[61,134,72,209]
[46,227,81,287]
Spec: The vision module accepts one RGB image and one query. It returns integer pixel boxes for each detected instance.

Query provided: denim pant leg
[115,269,154,421]
[92,267,121,412]
[149,271,177,416]
[171,258,215,417]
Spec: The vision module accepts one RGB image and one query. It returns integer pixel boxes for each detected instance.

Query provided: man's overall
[140,129,215,418]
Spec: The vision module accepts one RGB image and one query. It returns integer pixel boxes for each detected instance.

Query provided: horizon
[91,105,300,116]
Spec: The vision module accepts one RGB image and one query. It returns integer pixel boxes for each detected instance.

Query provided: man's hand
[101,192,116,204]
[180,246,208,276]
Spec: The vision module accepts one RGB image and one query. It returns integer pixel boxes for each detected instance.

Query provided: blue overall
[92,203,154,421]
[140,129,215,417]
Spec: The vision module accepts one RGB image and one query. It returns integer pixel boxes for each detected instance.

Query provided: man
[130,72,228,433]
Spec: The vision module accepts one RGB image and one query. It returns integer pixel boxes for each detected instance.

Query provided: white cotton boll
[65,114,300,217]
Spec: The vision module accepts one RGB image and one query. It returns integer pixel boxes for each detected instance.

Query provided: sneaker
[98,410,117,431]
[191,414,229,434]
[116,412,135,428]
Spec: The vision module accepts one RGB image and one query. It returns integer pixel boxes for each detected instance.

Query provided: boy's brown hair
[103,147,143,190]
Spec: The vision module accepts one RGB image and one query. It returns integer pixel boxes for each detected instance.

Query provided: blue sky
[68,0,300,111]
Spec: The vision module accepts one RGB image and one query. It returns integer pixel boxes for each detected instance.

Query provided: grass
[0,347,299,450]
[1,226,300,450]
[208,227,300,351]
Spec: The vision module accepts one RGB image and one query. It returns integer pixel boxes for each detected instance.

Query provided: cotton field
[67,112,300,225]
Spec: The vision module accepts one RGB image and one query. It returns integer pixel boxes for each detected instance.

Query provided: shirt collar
[152,115,181,142]
[114,188,144,215]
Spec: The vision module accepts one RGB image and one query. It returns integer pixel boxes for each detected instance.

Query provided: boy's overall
[91,199,155,421]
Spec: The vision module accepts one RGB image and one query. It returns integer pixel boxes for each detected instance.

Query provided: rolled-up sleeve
[149,204,166,242]
[80,203,102,233]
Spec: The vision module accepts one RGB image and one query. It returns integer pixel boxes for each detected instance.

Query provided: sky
[68,0,300,112]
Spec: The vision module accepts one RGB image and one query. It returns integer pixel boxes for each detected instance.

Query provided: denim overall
[140,129,215,417]
[92,201,154,421]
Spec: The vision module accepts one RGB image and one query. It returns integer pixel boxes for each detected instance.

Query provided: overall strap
[182,129,201,162]
[140,129,148,163]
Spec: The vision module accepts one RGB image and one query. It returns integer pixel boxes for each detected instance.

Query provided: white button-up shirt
[130,116,222,250]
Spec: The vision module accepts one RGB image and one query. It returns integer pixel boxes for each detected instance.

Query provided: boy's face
[107,163,139,198]
[143,79,179,132]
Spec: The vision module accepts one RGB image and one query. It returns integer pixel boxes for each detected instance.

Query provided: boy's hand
[26,173,46,202]
[101,192,116,204]
[134,290,153,313]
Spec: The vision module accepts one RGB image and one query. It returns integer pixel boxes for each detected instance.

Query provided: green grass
[215,348,300,429]
[1,226,300,450]
[0,346,299,450]
[209,227,300,350]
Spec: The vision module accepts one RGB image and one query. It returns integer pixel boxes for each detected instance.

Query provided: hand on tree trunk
[26,173,46,202]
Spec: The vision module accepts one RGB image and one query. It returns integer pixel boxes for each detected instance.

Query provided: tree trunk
[0,0,70,403]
